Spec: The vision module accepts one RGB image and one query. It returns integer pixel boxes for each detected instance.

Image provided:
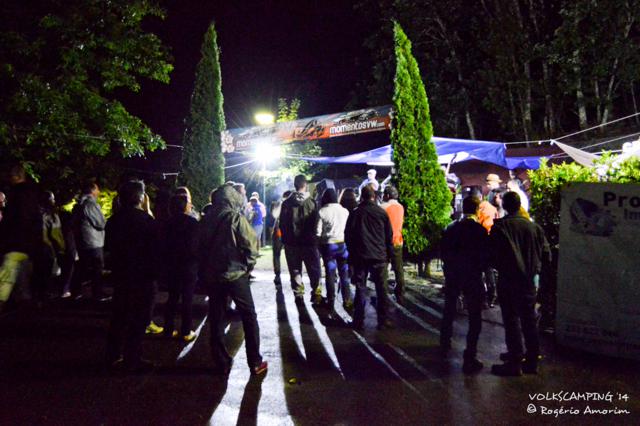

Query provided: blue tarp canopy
[298,137,545,169]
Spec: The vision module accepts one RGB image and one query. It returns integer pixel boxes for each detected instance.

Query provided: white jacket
[316,203,349,244]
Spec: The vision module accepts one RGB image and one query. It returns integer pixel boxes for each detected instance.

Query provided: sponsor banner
[557,183,640,360]
[220,105,391,153]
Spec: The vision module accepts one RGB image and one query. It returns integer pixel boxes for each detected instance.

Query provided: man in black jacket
[440,196,489,374]
[490,191,551,376]
[345,185,394,330]
[199,185,267,376]
[105,180,159,372]
[279,175,322,304]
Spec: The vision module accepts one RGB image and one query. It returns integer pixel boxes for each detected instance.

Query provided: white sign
[557,183,640,360]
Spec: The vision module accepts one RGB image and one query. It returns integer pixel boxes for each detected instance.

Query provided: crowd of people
[0,164,549,378]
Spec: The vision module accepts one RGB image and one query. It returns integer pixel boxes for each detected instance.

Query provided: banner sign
[556,183,640,360]
[221,105,391,153]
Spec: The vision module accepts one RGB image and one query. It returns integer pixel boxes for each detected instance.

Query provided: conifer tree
[391,21,451,255]
[180,22,225,208]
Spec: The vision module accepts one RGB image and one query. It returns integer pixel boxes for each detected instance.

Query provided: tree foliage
[180,22,226,209]
[353,0,640,142]
[391,22,451,256]
[276,98,323,182]
[0,0,173,199]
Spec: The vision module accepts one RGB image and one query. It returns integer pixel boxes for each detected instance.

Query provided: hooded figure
[198,185,267,376]
[199,185,258,282]
[279,174,322,303]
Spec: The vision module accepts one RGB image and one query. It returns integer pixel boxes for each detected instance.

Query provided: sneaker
[491,362,522,377]
[61,291,72,299]
[146,321,164,335]
[311,293,323,306]
[182,331,197,342]
[106,356,124,372]
[252,361,268,375]
[462,358,484,374]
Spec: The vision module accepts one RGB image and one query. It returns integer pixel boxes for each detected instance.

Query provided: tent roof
[298,137,546,169]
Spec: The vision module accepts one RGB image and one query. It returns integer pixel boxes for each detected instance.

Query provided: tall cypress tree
[180,22,225,209]
[391,21,451,256]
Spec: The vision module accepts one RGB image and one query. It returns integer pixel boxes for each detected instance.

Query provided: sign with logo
[220,105,391,153]
[557,183,640,360]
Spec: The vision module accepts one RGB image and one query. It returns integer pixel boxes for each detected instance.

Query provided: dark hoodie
[279,191,319,246]
[198,185,258,283]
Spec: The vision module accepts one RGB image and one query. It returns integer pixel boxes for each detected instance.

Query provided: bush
[528,155,640,244]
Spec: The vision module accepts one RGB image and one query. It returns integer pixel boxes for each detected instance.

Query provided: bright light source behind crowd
[254,112,275,125]
[253,142,282,164]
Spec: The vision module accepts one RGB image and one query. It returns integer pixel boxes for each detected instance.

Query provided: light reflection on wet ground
[0,249,638,425]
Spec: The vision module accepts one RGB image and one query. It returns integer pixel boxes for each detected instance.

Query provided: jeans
[284,244,321,298]
[390,245,405,302]
[352,259,389,324]
[440,277,484,356]
[207,274,262,370]
[319,243,351,307]
[252,225,263,249]
[164,263,198,336]
[497,276,539,362]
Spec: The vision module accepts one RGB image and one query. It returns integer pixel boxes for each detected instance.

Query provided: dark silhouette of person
[199,185,267,376]
[70,180,107,301]
[345,184,394,330]
[105,180,160,373]
[489,191,550,376]
[440,195,489,374]
[163,194,199,342]
[279,175,322,304]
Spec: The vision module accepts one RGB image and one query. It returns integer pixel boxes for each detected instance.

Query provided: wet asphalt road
[1,249,639,425]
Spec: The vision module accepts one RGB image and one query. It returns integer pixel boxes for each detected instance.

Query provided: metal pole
[262,161,267,246]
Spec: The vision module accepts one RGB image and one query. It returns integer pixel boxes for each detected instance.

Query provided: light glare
[253,142,282,163]
[255,112,275,125]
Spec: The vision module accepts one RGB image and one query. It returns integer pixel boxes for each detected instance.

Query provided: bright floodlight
[255,112,275,125]
[253,142,282,163]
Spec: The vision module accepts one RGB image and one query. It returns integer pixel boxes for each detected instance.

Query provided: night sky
[126,0,368,147]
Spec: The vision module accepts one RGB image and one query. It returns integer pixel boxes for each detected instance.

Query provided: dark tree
[391,22,451,256]
[0,0,173,199]
[180,22,226,209]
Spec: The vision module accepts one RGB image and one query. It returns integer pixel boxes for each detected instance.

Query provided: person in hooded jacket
[199,185,267,376]
[279,175,322,304]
